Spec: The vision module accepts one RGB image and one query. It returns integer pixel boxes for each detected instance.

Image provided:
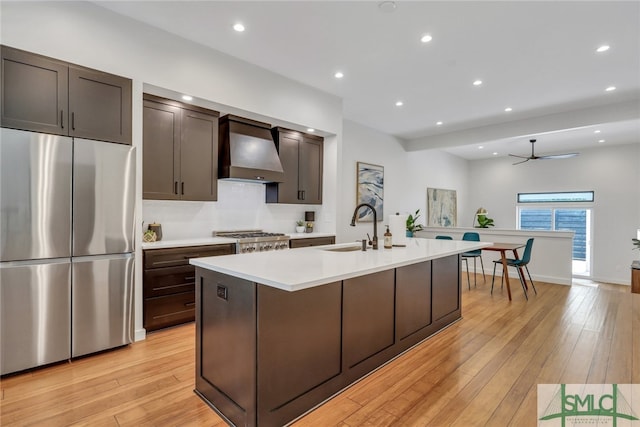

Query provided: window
[517,192,593,276]
[517,191,594,203]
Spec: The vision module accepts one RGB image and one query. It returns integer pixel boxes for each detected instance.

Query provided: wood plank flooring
[1,277,638,426]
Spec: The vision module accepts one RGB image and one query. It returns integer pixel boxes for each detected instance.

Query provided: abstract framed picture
[356,162,384,222]
[427,188,457,227]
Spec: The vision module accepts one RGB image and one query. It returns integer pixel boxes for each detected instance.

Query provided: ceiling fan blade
[538,153,579,159]
[508,153,530,159]
[512,158,530,165]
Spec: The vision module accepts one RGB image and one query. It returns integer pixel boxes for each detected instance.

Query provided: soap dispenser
[384,225,393,249]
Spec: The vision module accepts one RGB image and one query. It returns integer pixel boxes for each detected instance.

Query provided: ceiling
[95,1,640,160]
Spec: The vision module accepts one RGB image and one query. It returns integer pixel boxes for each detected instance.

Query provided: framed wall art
[356,162,384,222]
[427,188,457,227]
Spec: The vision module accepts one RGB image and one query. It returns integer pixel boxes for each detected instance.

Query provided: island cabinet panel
[198,271,257,427]
[342,270,395,370]
[195,253,463,427]
[396,261,432,341]
[432,254,461,322]
[256,282,342,427]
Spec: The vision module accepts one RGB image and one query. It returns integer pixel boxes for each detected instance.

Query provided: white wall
[339,120,469,244]
[467,143,640,285]
[0,1,343,340]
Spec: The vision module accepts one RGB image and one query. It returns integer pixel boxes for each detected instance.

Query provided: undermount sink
[322,245,362,252]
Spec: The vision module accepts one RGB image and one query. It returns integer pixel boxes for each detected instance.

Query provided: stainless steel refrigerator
[1,128,135,375]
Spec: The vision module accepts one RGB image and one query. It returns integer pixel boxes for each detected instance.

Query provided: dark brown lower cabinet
[289,235,335,248]
[143,243,234,331]
[195,254,461,427]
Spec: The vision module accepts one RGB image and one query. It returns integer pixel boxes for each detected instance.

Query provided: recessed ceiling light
[420,34,433,43]
[436,121,443,125]
[395,101,403,107]
[473,80,483,86]
[492,152,498,156]
[594,130,601,134]
[378,1,396,13]
[478,146,484,149]
[182,95,193,101]
[334,71,344,79]
[596,45,610,53]
[504,107,513,112]
[605,86,616,92]
[307,128,315,133]
[598,139,605,143]
[233,23,245,32]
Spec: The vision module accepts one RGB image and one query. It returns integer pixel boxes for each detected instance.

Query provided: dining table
[482,242,526,301]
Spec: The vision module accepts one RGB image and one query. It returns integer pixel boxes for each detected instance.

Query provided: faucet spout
[350,203,378,250]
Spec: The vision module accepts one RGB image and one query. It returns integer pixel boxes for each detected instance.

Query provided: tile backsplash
[143,180,332,240]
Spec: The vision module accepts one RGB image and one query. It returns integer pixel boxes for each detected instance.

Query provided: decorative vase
[305,226,313,233]
[296,226,305,233]
[406,230,413,238]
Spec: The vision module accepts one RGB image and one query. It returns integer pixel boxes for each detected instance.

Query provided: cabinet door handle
[184,276,195,281]
[174,181,178,195]
[71,112,75,130]
[301,190,306,200]
[60,110,64,129]
[181,182,185,195]
[184,302,195,308]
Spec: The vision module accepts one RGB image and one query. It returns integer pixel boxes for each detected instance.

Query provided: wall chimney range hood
[218,114,284,183]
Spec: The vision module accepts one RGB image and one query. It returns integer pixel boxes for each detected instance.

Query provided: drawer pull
[184,302,195,307]
[152,283,194,292]
[151,260,187,266]
[183,254,200,259]
[185,276,195,281]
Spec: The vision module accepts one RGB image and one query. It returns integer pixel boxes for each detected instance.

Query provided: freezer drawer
[72,254,134,358]
[1,259,71,375]
[73,139,136,256]
[0,128,72,262]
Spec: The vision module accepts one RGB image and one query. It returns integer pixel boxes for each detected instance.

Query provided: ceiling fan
[509,139,579,165]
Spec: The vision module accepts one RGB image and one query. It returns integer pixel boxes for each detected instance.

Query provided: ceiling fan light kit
[509,139,579,165]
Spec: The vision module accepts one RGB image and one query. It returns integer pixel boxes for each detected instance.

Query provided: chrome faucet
[350,203,378,250]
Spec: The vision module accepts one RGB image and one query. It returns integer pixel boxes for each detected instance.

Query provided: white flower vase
[296,226,305,233]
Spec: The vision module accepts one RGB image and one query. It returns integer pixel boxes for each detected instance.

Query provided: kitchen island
[190,238,489,427]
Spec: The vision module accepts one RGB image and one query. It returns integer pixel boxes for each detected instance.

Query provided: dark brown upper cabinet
[266,127,323,205]
[143,94,219,201]
[1,45,132,144]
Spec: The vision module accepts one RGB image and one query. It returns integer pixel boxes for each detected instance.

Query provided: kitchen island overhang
[191,238,490,427]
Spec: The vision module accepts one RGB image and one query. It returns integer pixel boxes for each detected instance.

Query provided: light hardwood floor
[1,277,638,426]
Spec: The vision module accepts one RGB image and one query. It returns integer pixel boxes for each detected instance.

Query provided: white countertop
[141,237,237,250]
[190,238,490,292]
[141,233,334,249]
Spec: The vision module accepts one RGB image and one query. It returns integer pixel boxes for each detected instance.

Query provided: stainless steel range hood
[218,115,284,183]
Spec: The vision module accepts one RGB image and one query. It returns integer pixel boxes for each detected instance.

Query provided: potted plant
[295,220,305,233]
[305,222,314,233]
[406,209,424,237]
[475,214,495,228]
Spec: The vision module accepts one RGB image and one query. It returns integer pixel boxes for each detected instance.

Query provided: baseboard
[134,328,147,342]
[589,276,631,286]
[531,274,571,286]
